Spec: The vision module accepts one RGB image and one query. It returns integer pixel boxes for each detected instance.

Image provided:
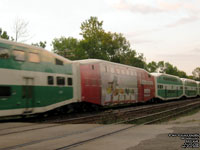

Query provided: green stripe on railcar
[0,85,73,110]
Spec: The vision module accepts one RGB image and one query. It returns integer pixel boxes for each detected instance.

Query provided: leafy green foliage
[147,61,188,78]
[0,28,10,40]
[147,61,158,73]
[52,37,87,60]
[192,67,200,81]
[52,16,146,69]
[32,41,47,48]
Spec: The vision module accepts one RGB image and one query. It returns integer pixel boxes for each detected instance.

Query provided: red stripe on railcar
[80,63,101,105]
[137,71,155,102]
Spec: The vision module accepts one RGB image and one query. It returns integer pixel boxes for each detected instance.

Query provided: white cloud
[165,15,200,28]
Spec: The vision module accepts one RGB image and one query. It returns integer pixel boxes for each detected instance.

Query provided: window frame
[28,52,40,63]
[55,58,63,65]
[13,50,25,61]
[47,76,54,85]
[67,77,73,86]
[56,76,65,86]
[0,47,10,59]
[0,86,11,97]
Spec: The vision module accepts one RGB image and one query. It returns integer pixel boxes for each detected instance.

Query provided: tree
[119,50,146,69]
[147,61,188,78]
[52,37,87,60]
[177,70,187,78]
[192,67,200,80]
[12,18,30,42]
[0,28,10,40]
[32,41,47,48]
[147,61,158,73]
[52,16,147,69]
[79,16,108,60]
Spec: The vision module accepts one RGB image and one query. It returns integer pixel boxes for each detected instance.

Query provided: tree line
[0,16,200,81]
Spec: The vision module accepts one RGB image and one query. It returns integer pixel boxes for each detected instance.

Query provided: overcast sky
[1,0,200,75]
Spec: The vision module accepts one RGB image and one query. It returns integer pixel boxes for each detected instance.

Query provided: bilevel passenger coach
[0,39,80,117]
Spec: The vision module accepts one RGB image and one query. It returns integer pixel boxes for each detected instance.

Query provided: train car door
[23,77,34,113]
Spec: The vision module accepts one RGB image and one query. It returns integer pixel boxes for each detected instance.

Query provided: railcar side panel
[182,78,198,98]
[100,62,155,105]
[152,73,183,100]
[80,63,101,105]
[137,71,155,102]
[100,63,138,105]
[0,39,76,117]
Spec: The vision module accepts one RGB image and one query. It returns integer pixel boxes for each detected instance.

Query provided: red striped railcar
[77,59,155,106]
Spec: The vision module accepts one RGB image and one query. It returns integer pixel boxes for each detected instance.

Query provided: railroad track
[1,98,200,150]
[54,99,200,150]
[51,98,200,124]
[0,98,199,136]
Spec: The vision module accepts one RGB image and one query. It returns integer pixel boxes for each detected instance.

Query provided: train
[0,39,199,117]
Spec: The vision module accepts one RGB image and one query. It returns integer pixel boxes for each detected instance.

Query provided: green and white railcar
[0,39,80,117]
[181,78,198,98]
[151,73,183,100]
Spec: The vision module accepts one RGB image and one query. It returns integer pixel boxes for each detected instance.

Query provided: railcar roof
[151,73,180,80]
[74,59,146,72]
[181,78,197,83]
[0,38,72,63]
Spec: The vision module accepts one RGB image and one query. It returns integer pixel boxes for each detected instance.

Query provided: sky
[1,0,200,75]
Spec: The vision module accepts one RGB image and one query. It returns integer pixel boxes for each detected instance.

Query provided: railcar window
[57,77,65,85]
[92,65,94,70]
[29,53,40,63]
[129,70,132,75]
[121,70,125,74]
[55,59,63,65]
[104,66,107,72]
[0,47,9,59]
[111,67,114,73]
[13,50,25,61]
[67,77,73,86]
[0,86,11,97]
[158,85,163,89]
[48,76,54,85]
[116,69,120,74]
[126,70,129,75]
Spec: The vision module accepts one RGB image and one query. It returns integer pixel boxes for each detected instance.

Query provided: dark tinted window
[48,76,54,85]
[57,77,65,85]
[0,47,9,59]
[55,59,63,65]
[0,86,11,97]
[68,78,73,86]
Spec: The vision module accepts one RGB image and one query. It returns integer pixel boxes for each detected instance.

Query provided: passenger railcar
[0,39,80,117]
[151,73,183,100]
[76,59,155,106]
[181,78,198,98]
[1,39,199,118]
